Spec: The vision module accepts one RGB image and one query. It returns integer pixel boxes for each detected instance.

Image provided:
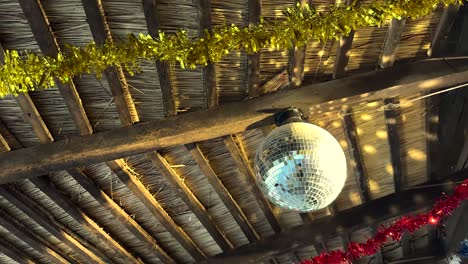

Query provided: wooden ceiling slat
[2,58,468,181]
[379,18,406,68]
[204,169,467,263]
[107,158,208,260]
[342,110,371,202]
[147,152,232,253]
[66,167,175,263]
[142,0,177,117]
[248,0,261,97]
[0,237,35,264]
[223,135,281,233]
[0,119,143,263]
[429,4,460,57]
[17,0,93,136]
[81,0,137,126]
[383,98,404,193]
[0,185,107,264]
[186,143,259,242]
[0,213,71,263]
[196,0,218,108]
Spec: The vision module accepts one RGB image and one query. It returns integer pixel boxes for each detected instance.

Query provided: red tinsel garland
[300,179,468,264]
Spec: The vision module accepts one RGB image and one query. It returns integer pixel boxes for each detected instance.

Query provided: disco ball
[254,121,347,212]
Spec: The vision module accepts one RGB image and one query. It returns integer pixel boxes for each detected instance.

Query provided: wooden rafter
[223,135,281,233]
[2,58,468,181]
[428,4,460,57]
[0,237,35,264]
[333,31,355,79]
[383,98,404,192]
[66,167,175,263]
[142,0,177,117]
[147,152,232,252]
[196,0,218,108]
[314,242,327,255]
[107,159,207,260]
[0,213,70,263]
[203,169,468,263]
[333,0,355,79]
[186,143,259,242]
[290,0,310,87]
[342,110,371,202]
[248,0,261,97]
[0,120,142,263]
[31,177,142,263]
[0,185,106,264]
[81,0,137,126]
[380,18,406,68]
[17,0,93,135]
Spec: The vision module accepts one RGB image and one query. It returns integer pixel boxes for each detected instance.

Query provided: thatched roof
[0,0,467,264]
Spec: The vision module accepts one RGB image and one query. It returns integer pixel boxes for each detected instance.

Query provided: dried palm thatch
[0,0,455,263]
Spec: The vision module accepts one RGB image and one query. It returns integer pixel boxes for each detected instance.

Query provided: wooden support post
[187,143,259,242]
[342,110,371,202]
[2,58,468,181]
[380,18,406,68]
[223,135,281,233]
[142,0,177,117]
[203,169,468,263]
[248,0,261,97]
[81,0,137,126]
[147,153,232,252]
[383,98,403,192]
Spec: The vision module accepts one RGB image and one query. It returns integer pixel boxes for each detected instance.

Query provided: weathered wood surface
[1,58,468,182]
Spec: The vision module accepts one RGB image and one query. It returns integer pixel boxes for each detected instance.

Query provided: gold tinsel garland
[0,0,461,96]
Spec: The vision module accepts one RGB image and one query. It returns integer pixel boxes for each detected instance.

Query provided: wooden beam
[0,185,107,264]
[17,0,93,135]
[0,237,35,264]
[223,135,281,233]
[342,110,371,202]
[186,143,259,242]
[65,167,175,263]
[0,213,71,263]
[202,170,468,263]
[142,0,177,117]
[384,98,404,192]
[196,0,218,108]
[81,0,137,126]
[333,31,355,79]
[428,4,460,57]
[248,0,261,97]
[13,94,54,143]
[380,18,406,68]
[2,58,468,182]
[107,158,207,260]
[0,115,144,263]
[147,153,231,252]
